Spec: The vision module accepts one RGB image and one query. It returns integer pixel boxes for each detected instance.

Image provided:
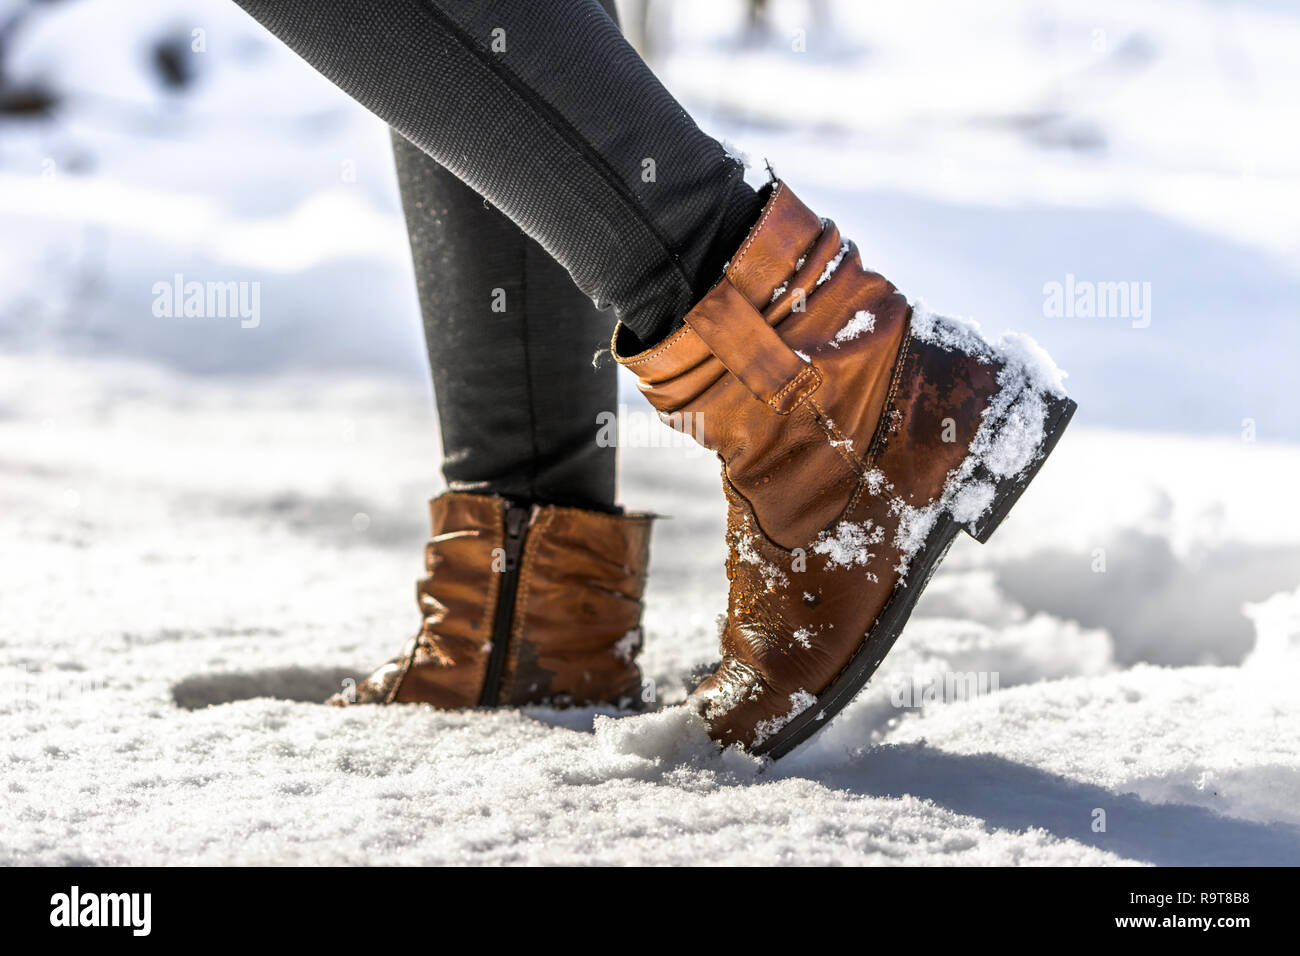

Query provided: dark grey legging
[232,0,762,346]
[391,131,619,511]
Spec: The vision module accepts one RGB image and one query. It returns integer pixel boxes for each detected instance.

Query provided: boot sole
[751,391,1078,759]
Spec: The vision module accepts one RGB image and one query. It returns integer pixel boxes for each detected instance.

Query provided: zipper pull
[503,504,530,566]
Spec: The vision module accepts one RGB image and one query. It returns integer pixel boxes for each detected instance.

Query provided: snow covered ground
[2,0,1299,865]
[4,356,1300,865]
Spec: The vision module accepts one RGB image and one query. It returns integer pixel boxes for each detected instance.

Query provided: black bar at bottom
[0,866,1284,941]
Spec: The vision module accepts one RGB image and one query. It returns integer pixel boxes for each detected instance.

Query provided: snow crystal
[997,332,1068,398]
[752,690,817,748]
[910,301,1067,398]
[908,301,993,361]
[813,520,886,570]
[612,628,642,662]
[980,392,1047,478]
[863,468,889,496]
[734,528,790,590]
[890,500,940,575]
[816,242,851,286]
[701,665,764,721]
[830,310,875,347]
[721,139,751,168]
[819,415,853,452]
[815,415,854,453]
[949,480,996,523]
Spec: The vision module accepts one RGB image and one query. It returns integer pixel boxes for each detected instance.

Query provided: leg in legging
[391,130,617,512]
[231,0,763,348]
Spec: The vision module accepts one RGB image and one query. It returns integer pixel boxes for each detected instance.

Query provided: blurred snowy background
[2,0,1299,865]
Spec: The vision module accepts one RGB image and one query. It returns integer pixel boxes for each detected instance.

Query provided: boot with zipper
[330,492,654,709]
[614,180,1076,757]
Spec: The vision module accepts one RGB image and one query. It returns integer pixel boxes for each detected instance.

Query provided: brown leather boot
[331,492,654,709]
[614,180,1076,757]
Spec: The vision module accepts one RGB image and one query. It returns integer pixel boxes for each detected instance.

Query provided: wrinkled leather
[499,504,652,706]
[332,492,652,709]
[613,181,1005,749]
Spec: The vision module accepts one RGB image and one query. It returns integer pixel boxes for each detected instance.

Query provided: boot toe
[330,658,408,706]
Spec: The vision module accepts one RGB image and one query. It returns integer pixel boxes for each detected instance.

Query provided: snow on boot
[613,180,1076,757]
[330,492,654,709]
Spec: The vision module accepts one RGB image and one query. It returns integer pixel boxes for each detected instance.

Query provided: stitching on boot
[767,363,821,412]
[865,327,913,467]
[730,181,784,276]
[809,396,865,475]
[622,320,696,367]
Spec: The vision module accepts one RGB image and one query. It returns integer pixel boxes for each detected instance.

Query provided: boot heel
[965,393,1077,544]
